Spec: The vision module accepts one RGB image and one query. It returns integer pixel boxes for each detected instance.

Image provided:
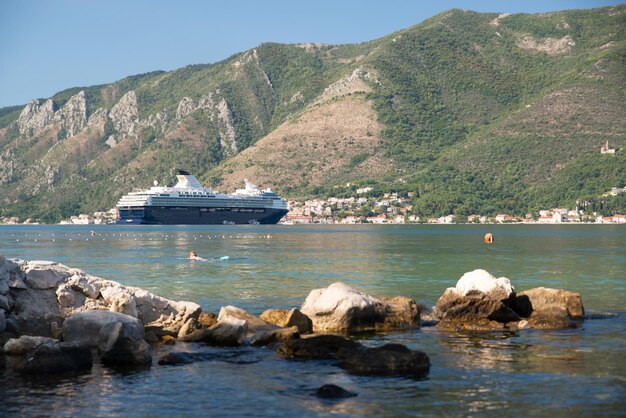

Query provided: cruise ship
[116,170,288,225]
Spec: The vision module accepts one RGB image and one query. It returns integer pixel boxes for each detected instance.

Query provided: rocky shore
[1,255,585,383]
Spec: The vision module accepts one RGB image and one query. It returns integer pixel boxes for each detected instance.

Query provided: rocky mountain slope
[0,5,624,222]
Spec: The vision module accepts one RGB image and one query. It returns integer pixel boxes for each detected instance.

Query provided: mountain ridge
[0,5,624,222]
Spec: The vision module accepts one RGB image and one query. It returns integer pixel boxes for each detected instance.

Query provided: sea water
[0,224,624,417]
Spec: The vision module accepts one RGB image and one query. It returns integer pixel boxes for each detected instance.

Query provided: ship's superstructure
[116,170,288,224]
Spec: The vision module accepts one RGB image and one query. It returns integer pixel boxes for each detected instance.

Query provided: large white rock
[300,282,384,332]
[454,269,514,298]
[4,257,201,337]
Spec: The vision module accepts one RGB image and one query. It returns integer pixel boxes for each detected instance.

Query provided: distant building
[601,140,616,154]
[366,214,387,224]
[438,215,457,224]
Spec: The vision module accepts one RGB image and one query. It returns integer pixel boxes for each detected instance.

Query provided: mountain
[0,5,624,222]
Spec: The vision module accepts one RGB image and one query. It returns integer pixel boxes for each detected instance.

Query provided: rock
[251,326,300,347]
[24,267,67,289]
[180,317,250,346]
[142,298,202,335]
[56,283,85,308]
[198,312,217,328]
[17,99,56,135]
[418,304,439,324]
[277,335,431,377]
[53,91,87,137]
[158,352,196,366]
[277,335,361,360]
[315,384,357,399]
[300,282,419,333]
[109,91,139,136]
[379,296,420,330]
[7,288,64,336]
[101,336,152,367]
[261,308,313,334]
[109,293,138,318]
[204,318,248,346]
[176,97,196,120]
[337,343,431,377]
[15,342,92,374]
[455,269,514,298]
[161,335,177,345]
[513,287,584,329]
[177,317,201,339]
[67,274,101,299]
[260,308,289,326]
[217,306,279,343]
[517,287,584,319]
[63,310,145,349]
[0,310,5,333]
[435,270,520,331]
[3,335,58,355]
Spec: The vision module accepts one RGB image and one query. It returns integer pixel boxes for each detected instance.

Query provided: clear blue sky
[0,0,621,108]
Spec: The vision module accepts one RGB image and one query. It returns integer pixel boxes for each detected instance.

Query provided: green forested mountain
[0,5,624,222]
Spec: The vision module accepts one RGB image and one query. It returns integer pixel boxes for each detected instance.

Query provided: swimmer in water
[188,251,206,261]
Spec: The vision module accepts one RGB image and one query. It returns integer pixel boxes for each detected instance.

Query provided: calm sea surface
[1,224,624,417]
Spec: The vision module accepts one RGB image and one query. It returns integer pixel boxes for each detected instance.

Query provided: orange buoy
[484,233,494,244]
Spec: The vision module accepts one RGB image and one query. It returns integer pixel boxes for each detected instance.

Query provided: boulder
[198,312,217,328]
[0,310,5,333]
[193,318,248,347]
[516,287,584,329]
[177,317,201,339]
[217,306,280,344]
[63,310,145,348]
[251,326,300,347]
[379,297,421,330]
[315,384,357,399]
[24,262,71,289]
[14,341,92,374]
[435,270,520,331]
[7,288,64,337]
[101,336,152,366]
[260,308,313,334]
[277,335,431,377]
[3,335,58,355]
[300,282,420,333]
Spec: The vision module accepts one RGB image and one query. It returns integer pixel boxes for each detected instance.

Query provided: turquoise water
[1,224,625,416]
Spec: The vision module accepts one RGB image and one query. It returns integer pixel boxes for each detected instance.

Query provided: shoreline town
[2,186,625,226]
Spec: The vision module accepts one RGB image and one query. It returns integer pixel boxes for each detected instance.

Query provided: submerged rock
[14,341,92,374]
[300,282,420,333]
[315,384,357,399]
[337,343,431,376]
[277,334,361,359]
[277,335,430,377]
